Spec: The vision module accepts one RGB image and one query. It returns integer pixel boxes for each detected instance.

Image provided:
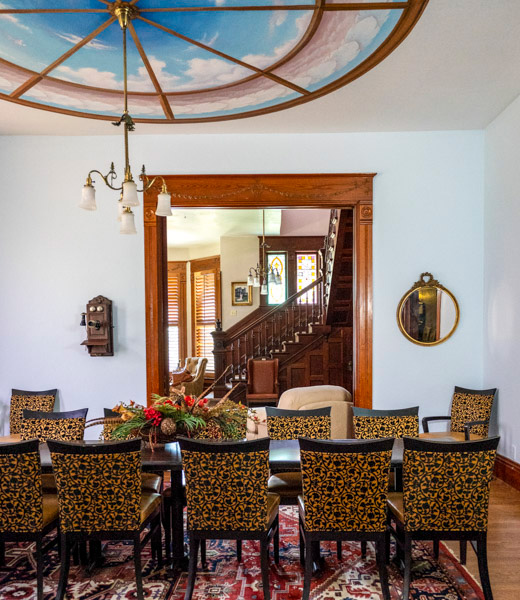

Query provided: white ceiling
[167,209,282,249]
[167,208,331,248]
[1,0,519,135]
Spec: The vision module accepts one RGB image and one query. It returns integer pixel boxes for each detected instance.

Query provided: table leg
[170,469,188,571]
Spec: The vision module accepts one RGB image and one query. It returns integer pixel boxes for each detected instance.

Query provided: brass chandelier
[79,2,172,234]
[247,210,282,296]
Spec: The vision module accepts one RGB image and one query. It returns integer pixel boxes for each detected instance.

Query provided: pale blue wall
[0,131,484,436]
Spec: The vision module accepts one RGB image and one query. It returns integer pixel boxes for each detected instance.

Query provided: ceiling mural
[0,0,428,123]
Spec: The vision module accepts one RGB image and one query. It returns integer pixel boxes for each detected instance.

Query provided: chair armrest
[463,420,488,440]
[422,415,451,433]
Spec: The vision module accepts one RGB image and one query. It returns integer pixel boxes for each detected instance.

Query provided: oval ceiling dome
[0,0,428,123]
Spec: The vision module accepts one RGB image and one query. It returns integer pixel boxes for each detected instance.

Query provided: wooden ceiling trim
[127,22,175,120]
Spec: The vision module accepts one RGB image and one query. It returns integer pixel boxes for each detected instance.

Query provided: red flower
[185,396,195,407]
[164,399,174,405]
[144,407,162,427]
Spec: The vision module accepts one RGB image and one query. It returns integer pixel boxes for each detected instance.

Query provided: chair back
[20,408,88,442]
[299,437,394,532]
[10,388,57,434]
[0,439,44,533]
[247,358,279,395]
[181,357,208,396]
[48,439,142,533]
[450,387,497,437]
[265,406,331,440]
[353,406,419,439]
[179,437,271,532]
[402,436,499,532]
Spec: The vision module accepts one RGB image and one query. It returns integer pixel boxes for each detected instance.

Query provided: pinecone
[198,422,222,440]
[160,418,177,436]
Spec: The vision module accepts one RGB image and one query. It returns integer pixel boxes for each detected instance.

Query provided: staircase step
[308,324,332,335]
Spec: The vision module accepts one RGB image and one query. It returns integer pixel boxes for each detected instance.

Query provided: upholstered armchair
[173,357,208,398]
[247,385,354,440]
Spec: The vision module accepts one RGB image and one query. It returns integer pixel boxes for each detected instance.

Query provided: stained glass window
[267,253,287,306]
[297,253,318,304]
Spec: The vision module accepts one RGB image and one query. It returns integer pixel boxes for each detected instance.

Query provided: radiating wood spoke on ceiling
[0,0,427,124]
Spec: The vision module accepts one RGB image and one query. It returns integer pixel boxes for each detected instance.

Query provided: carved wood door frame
[143,173,374,408]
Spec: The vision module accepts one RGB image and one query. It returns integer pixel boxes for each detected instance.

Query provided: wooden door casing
[143,173,374,407]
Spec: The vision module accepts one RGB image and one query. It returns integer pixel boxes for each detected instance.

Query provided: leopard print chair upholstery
[9,388,57,434]
[267,407,332,508]
[353,406,419,440]
[387,436,499,600]
[422,386,497,438]
[179,437,280,600]
[266,407,331,441]
[20,408,88,443]
[0,439,59,600]
[298,437,394,600]
[48,439,162,600]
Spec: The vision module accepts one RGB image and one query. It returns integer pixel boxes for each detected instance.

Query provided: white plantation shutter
[167,262,187,372]
[191,258,221,374]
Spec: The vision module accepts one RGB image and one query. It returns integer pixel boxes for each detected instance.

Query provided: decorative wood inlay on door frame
[143,173,374,408]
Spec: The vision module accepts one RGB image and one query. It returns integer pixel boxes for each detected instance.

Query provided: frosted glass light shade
[253,276,260,288]
[155,192,172,217]
[247,274,254,286]
[120,209,137,234]
[122,181,139,207]
[80,184,96,210]
[260,283,268,295]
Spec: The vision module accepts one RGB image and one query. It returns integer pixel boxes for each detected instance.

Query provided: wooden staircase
[212,209,353,398]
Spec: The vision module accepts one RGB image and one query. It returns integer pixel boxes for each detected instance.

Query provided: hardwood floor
[444,479,520,600]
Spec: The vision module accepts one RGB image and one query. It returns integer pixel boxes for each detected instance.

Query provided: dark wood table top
[0,431,478,471]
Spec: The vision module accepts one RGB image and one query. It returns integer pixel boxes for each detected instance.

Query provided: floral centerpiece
[110,388,251,447]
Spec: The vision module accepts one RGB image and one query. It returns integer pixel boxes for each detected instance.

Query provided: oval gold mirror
[397,272,459,346]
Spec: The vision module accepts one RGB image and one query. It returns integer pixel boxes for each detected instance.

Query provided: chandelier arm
[87,169,123,192]
[138,174,168,194]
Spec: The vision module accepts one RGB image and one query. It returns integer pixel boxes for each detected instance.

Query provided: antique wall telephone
[80,295,114,356]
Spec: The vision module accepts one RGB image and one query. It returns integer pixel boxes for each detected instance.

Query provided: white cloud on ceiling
[56,65,120,89]
[55,32,114,51]
[244,14,312,69]
[0,3,31,32]
[269,2,288,32]
[180,58,250,89]
[128,56,181,90]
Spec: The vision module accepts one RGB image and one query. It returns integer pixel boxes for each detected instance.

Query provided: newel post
[212,322,228,399]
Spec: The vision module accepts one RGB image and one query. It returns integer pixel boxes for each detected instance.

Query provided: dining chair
[9,388,57,434]
[387,436,500,600]
[179,436,280,600]
[266,407,331,501]
[353,406,420,440]
[20,408,88,442]
[246,358,279,406]
[352,405,419,557]
[422,386,497,438]
[48,438,162,600]
[298,436,393,600]
[0,439,59,600]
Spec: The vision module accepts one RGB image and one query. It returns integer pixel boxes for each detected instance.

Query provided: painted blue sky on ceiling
[0,1,418,122]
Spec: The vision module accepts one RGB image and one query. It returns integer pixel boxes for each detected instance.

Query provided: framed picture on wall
[231,282,253,306]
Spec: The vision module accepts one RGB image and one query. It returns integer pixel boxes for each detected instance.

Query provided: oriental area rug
[0,507,483,600]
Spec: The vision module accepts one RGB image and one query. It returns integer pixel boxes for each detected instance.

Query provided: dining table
[0,431,479,572]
